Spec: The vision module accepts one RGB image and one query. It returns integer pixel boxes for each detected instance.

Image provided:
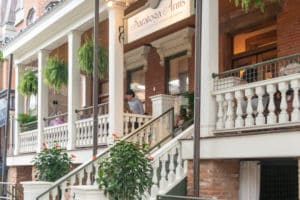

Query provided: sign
[126,0,193,43]
[0,98,7,127]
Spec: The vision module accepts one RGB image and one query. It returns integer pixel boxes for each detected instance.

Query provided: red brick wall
[187,160,240,200]
[277,0,300,57]
[145,47,166,114]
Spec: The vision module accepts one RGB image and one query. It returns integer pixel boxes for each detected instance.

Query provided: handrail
[74,102,108,114]
[36,107,175,200]
[212,52,300,78]
[157,195,212,200]
[43,112,68,121]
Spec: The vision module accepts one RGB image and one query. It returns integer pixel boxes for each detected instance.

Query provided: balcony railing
[75,102,109,120]
[212,53,300,133]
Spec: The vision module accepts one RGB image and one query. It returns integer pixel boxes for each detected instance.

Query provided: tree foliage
[78,38,108,79]
[43,56,68,93]
[230,0,280,12]
[18,70,38,96]
[97,141,152,200]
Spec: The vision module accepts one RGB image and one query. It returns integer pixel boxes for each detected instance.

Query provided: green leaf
[18,70,38,96]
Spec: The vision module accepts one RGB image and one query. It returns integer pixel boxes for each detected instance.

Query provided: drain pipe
[92,0,99,157]
[193,0,202,197]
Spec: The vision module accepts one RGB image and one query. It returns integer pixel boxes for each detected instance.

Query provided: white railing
[75,115,109,147]
[148,125,192,200]
[36,108,175,200]
[123,113,152,135]
[213,73,300,132]
[44,123,68,148]
[19,129,38,153]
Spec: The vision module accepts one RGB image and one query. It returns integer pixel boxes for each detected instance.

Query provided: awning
[0,98,7,127]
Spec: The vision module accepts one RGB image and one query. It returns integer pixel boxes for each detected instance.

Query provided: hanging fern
[0,51,3,62]
[43,56,68,93]
[18,70,38,96]
[78,38,108,79]
[230,0,280,12]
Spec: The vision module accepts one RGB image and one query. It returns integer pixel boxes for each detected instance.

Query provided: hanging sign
[126,0,193,43]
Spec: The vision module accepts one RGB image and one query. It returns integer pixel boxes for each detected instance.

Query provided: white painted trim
[124,45,151,71]
[239,161,260,200]
[151,27,194,66]
[181,130,300,159]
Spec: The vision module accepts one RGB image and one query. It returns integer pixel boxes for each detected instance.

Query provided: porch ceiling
[2,0,108,64]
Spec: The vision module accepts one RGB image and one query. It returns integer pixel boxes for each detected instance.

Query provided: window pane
[168,56,189,95]
[129,69,145,102]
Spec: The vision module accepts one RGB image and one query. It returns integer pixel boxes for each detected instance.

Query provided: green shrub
[97,140,152,200]
[32,143,73,182]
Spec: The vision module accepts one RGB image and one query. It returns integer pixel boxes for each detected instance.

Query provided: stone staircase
[34,108,192,200]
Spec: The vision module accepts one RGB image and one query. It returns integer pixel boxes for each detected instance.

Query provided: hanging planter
[18,70,38,96]
[43,56,68,93]
[78,38,108,79]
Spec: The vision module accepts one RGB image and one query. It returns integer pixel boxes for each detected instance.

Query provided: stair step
[70,185,107,200]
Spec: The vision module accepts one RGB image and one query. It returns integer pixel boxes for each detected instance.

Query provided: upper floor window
[44,1,60,12]
[26,8,36,25]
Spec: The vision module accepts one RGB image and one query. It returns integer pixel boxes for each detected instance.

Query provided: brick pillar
[187,160,240,200]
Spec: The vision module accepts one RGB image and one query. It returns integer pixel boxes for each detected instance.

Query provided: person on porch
[125,89,144,115]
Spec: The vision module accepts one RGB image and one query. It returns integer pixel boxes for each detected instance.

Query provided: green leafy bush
[17,113,37,132]
[97,140,152,200]
[78,38,108,79]
[43,56,68,93]
[18,70,38,96]
[32,143,73,182]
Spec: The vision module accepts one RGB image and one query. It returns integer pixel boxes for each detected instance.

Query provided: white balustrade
[213,73,300,131]
[19,130,38,153]
[44,123,68,149]
[75,115,109,147]
[123,113,152,135]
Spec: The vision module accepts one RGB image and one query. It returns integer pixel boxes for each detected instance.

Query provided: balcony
[16,102,152,154]
[212,53,300,134]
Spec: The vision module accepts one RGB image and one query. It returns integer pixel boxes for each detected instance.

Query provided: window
[127,67,145,102]
[26,8,35,25]
[167,53,189,95]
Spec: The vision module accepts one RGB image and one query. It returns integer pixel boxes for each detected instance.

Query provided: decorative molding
[151,27,194,66]
[124,45,151,71]
[149,0,162,9]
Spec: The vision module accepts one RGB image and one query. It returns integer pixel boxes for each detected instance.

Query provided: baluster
[94,162,99,185]
[138,117,143,128]
[104,117,109,143]
[139,130,144,145]
[245,88,254,127]
[51,187,58,200]
[278,82,289,123]
[291,79,300,122]
[130,116,136,132]
[86,165,93,185]
[145,126,150,145]
[267,84,277,124]
[60,182,67,200]
[216,94,225,129]
[175,145,183,179]
[150,161,159,199]
[225,93,234,129]
[98,117,103,143]
[235,91,244,128]
[255,86,266,126]
[78,170,85,185]
[168,148,176,186]
[124,116,129,135]
[70,176,76,186]
[159,155,168,193]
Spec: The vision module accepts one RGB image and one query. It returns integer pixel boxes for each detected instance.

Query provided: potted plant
[22,144,74,200]
[78,38,108,79]
[43,56,68,93]
[97,140,152,200]
[17,113,37,132]
[18,70,38,96]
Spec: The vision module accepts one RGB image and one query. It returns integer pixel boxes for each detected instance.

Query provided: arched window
[26,8,35,25]
[44,1,60,12]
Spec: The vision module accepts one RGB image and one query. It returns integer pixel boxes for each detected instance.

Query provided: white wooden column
[37,50,49,152]
[14,65,24,155]
[239,161,260,200]
[108,2,125,136]
[200,0,219,136]
[67,31,81,150]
